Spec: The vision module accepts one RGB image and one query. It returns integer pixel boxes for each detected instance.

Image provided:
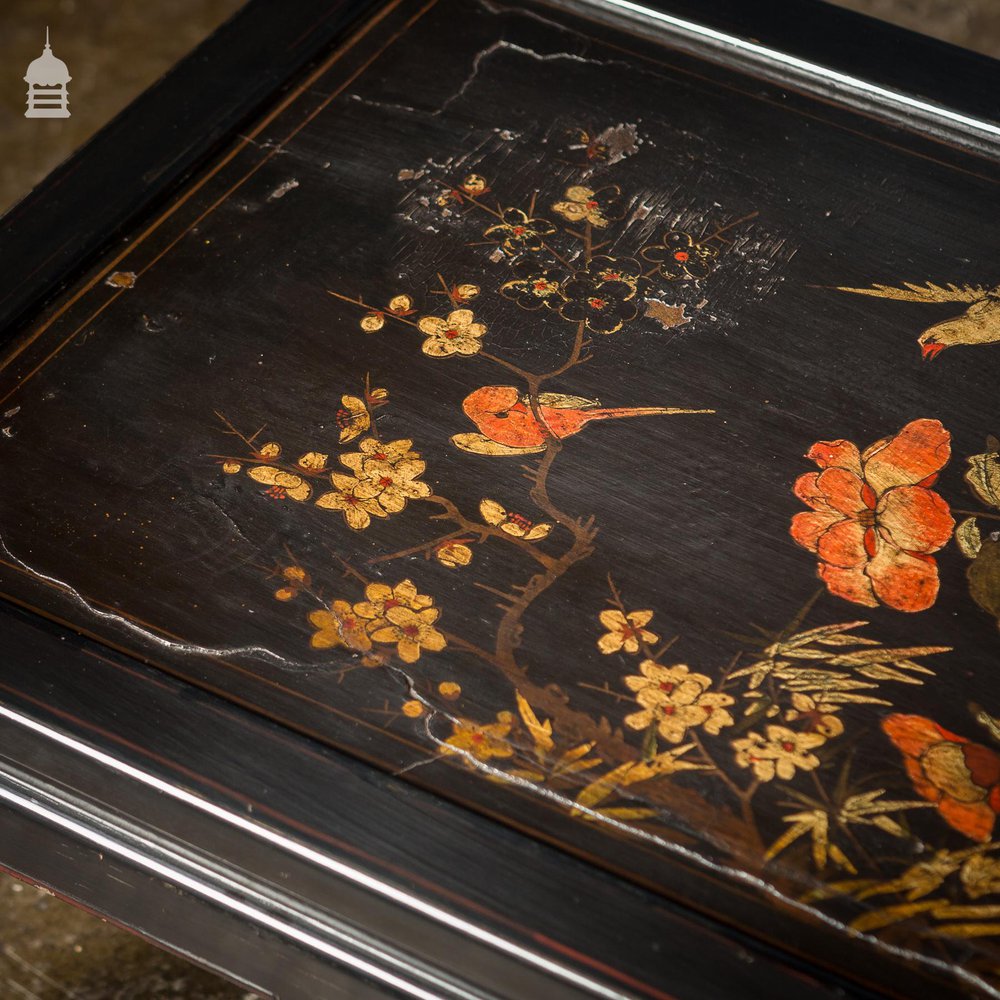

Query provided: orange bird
[451,385,714,456]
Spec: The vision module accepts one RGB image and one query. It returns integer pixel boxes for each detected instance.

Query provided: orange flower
[883,714,1000,843]
[790,419,954,612]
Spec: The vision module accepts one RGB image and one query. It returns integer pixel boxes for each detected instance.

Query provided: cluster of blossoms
[316,437,431,530]
[308,578,446,664]
[623,660,735,744]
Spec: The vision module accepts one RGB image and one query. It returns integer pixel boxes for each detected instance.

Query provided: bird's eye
[495,411,509,419]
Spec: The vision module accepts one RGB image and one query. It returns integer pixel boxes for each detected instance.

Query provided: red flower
[790,419,954,612]
[883,714,1000,842]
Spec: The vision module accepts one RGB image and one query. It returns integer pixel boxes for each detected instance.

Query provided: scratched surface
[1,0,1000,994]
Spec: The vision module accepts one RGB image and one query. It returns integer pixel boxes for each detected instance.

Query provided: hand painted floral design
[353,579,433,623]
[435,541,473,568]
[790,419,954,612]
[623,661,734,743]
[370,604,446,663]
[499,264,566,311]
[335,394,371,443]
[784,693,844,738]
[308,601,373,652]
[315,474,389,529]
[641,230,717,281]
[480,499,552,540]
[550,185,621,228]
[440,712,515,765]
[247,465,312,501]
[335,386,387,444]
[883,714,1000,842]
[436,173,490,207]
[273,564,310,602]
[417,309,487,358]
[484,208,556,255]
[732,726,825,782]
[556,256,643,334]
[359,294,415,332]
[597,609,659,654]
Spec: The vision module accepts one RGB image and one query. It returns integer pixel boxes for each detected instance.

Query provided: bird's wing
[451,433,546,457]
[834,281,989,304]
[534,392,600,409]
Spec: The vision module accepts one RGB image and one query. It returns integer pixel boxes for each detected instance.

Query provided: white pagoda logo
[24,28,71,119]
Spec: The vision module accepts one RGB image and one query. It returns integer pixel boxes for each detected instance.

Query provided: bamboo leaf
[850,901,940,932]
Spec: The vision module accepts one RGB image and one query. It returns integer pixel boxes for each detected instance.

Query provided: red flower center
[781,741,795,753]
[663,705,676,715]
[345,495,358,506]
[512,225,526,235]
[658,681,675,693]
[470,733,485,745]
[379,476,393,487]
[373,451,388,460]
[341,616,357,630]
[586,199,599,209]
[588,297,606,310]
[384,598,401,610]
[444,329,460,339]
[673,250,690,262]
[533,280,550,292]
[604,271,620,280]
[402,625,420,639]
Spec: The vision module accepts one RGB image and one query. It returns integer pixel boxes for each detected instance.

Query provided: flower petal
[818,563,878,607]
[790,510,842,552]
[816,517,868,568]
[878,486,954,553]
[866,546,940,612]
[806,439,862,475]
[815,467,868,515]
[863,418,951,492]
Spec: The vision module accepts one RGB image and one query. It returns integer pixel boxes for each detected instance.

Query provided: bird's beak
[920,341,947,361]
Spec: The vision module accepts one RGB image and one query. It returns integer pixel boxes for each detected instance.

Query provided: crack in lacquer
[2,525,995,996]
[0,534,314,669]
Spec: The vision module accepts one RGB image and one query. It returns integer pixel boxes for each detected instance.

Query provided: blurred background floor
[0,0,997,996]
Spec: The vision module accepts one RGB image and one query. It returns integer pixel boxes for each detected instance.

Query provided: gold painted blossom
[274,565,310,601]
[484,208,556,255]
[335,395,370,443]
[308,600,372,652]
[435,541,473,568]
[336,437,431,515]
[623,661,734,743]
[440,712,515,765]
[247,466,311,501]
[341,437,418,475]
[480,499,552,540]
[370,605,446,663]
[784,692,844,738]
[417,309,486,358]
[597,609,659,654]
[315,474,388,530]
[353,579,433,624]
[731,725,825,782]
[551,185,618,228]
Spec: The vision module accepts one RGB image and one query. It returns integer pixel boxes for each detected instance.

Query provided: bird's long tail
[585,406,715,422]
